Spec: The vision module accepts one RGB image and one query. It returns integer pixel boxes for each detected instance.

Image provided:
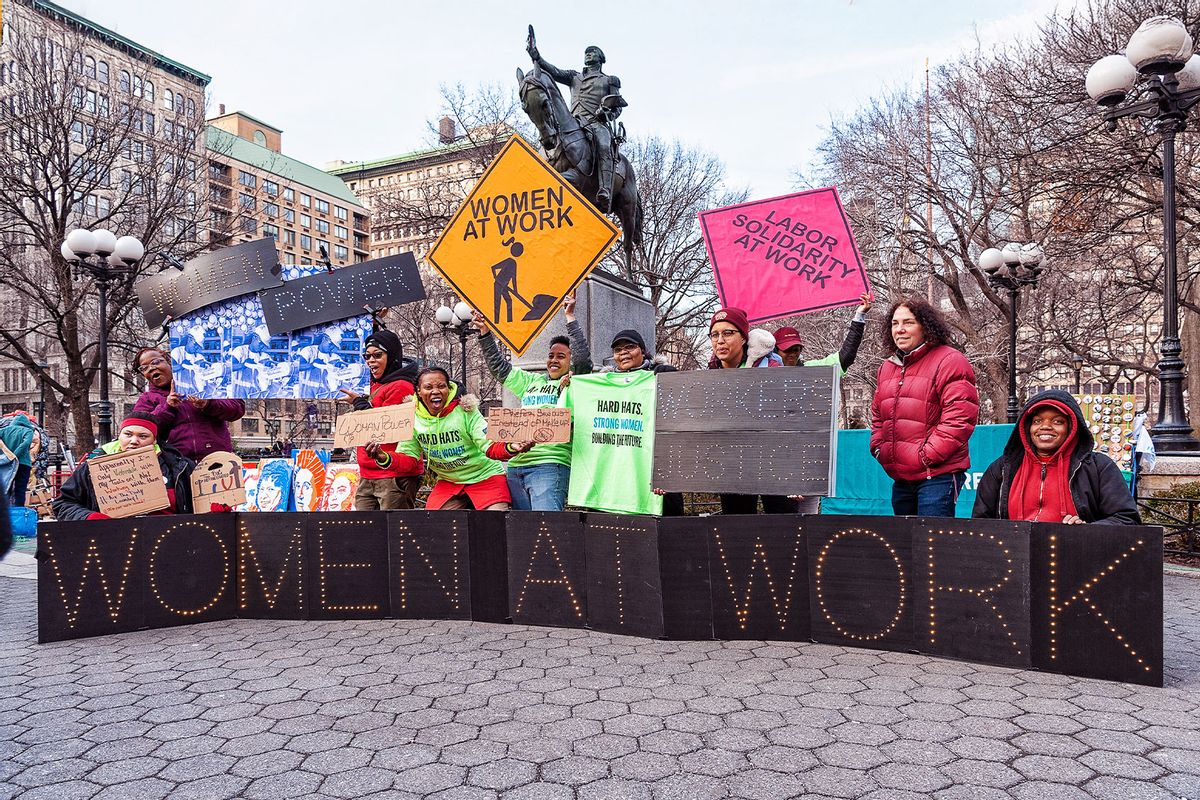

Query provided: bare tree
[0,9,207,452]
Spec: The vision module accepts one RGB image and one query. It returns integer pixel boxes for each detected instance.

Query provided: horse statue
[517,62,643,268]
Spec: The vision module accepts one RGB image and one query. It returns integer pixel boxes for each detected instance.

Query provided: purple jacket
[133,387,245,462]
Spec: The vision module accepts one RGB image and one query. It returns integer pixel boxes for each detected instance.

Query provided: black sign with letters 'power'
[258,253,427,334]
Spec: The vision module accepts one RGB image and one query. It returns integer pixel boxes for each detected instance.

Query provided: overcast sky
[61,0,1072,198]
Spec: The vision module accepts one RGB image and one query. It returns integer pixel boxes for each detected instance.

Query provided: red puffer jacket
[870,343,979,481]
[355,379,424,480]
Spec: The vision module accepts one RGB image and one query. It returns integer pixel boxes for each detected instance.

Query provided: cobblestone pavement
[2,572,1198,800]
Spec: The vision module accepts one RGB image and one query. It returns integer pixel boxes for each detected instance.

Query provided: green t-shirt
[396,390,505,485]
[563,371,662,516]
[504,368,572,468]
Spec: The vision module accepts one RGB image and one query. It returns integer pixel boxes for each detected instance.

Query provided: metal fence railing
[1138,497,1200,556]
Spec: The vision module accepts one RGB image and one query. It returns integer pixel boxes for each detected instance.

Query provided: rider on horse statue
[527,29,627,213]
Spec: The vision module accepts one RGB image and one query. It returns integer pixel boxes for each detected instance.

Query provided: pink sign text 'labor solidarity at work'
[700,186,871,324]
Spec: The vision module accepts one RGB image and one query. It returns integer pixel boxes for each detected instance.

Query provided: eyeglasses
[709,330,742,342]
[613,343,640,356]
[137,357,167,374]
[363,351,386,361]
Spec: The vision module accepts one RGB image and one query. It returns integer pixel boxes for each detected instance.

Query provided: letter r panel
[806,515,914,653]
[913,518,1031,669]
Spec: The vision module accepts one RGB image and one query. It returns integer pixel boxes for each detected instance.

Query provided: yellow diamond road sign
[428,135,620,356]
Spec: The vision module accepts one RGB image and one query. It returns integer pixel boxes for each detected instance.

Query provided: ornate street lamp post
[60,228,145,444]
[1071,353,1085,395]
[978,243,1048,424]
[435,301,479,389]
[1086,15,1200,454]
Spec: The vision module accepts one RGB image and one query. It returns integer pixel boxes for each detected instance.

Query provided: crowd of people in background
[40,293,1139,525]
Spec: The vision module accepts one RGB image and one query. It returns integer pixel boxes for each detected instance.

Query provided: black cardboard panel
[237,514,308,619]
[305,513,390,619]
[806,515,914,652]
[388,512,471,620]
[141,516,237,630]
[584,513,664,638]
[37,520,147,642]
[707,515,810,641]
[912,517,1031,669]
[1031,523,1163,687]
[506,512,587,628]
[467,512,510,623]
[658,518,714,640]
[259,253,426,334]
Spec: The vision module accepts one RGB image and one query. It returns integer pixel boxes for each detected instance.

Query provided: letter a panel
[427,135,620,355]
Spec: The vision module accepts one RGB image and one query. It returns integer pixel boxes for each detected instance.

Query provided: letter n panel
[507,512,587,628]
[913,518,1031,669]
[305,512,390,619]
[584,513,664,638]
[237,513,307,619]
[387,511,472,620]
[806,515,913,653]
[37,519,147,642]
[142,516,237,631]
[1031,523,1163,687]
[707,516,809,641]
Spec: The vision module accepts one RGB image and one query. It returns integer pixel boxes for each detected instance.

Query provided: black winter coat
[53,443,195,521]
[972,390,1140,525]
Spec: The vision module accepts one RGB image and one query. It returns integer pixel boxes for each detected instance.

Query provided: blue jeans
[507,463,570,512]
[891,471,965,517]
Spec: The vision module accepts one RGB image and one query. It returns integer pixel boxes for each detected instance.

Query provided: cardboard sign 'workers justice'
[428,135,620,356]
[700,187,871,324]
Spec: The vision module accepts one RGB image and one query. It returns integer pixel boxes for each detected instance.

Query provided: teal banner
[823,424,1015,517]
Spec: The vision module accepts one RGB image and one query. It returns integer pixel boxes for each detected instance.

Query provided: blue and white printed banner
[170,265,371,399]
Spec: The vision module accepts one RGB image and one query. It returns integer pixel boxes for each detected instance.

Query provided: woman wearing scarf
[338,330,425,510]
[973,390,1140,524]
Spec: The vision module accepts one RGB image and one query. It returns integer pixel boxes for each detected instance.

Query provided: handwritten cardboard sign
[191,451,247,512]
[488,407,572,444]
[427,136,619,356]
[135,238,283,329]
[89,445,170,518]
[258,253,427,335]
[700,187,870,324]
[333,403,416,449]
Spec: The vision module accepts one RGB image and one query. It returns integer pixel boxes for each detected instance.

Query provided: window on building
[145,81,154,102]
[253,130,266,146]
[334,205,347,221]
[283,187,294,202]
[143,111,154,135]
[239,171,256,188]
[300,213,311,228]
[315,198,330,214]
[162,119,173,140]
[263,179,279,196]
[334,245,348,261]
[300,192,311,208]
[241,218,258,234]
[315,219,329,234]
[283,208,294,223]
[119,70,130,93]
[263,223,279,240]
[264,202,279,218]
[187,98,196,118]
[239,193,256,211]
[335,225,348,239]
[284,229,296,246]
[163,89,173,111]
[83,56,96,79]
[318,240,330,255]
[301,257,312,265]
[97,61,109,84]
[300,234,312,250]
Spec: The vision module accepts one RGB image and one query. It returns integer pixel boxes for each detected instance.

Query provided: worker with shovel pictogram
[491,237,556,324]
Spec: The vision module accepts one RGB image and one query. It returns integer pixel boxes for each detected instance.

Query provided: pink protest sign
[700,187,870,324]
